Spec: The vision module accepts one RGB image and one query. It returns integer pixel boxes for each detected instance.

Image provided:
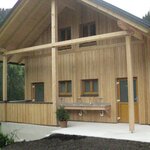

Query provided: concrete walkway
[1,122,150,142]
[52,121,150,143]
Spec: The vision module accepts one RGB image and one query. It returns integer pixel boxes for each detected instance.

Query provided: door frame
[116,77,139,123]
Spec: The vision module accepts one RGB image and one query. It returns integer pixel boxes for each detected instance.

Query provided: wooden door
[117,78,139,123]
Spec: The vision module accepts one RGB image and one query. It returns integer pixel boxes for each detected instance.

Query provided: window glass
[60,82,66,93]
[80,22,96,37]
[33,83,44,102]
[59,81,72,97]
[119,79,137,102]
[82,79,98,96]
[67,81,72,93]
[93,80,98,92]
[60,27,71,41]
[85,81,90,92]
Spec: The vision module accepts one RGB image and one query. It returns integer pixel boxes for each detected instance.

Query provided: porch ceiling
[0,0,78,51]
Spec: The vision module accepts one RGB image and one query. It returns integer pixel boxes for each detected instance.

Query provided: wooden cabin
[0,0,150,132]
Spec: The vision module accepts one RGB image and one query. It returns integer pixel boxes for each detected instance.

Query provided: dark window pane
[61,29,66,41]
[93,80,98,92]
[85,81,90,92]
[120,80,128,102]
[66,28,71,40]
[90,23,96,36]
[67,81,72,93]
[120,79,137,102]
[60,82,66,93]
[134,79,137,101]
[60,27,71,41]
[35,83,44,101]
[83,25,88,37]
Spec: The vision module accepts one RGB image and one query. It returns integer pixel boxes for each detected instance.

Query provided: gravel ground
[3,134,150,150]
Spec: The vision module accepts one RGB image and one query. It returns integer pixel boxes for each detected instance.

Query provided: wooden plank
[117,20,144,40]
[80,0,149,33]
[51,0,58,125]
[3,56,7,101]
[5,31,128,55]
[125,35,135,132]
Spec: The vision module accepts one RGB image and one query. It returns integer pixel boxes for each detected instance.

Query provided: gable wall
[24,5,148,124]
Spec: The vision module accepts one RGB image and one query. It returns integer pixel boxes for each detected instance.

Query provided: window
[32,83,44,102]
[118,78,137,102]
[80,22,96,37]
[59,27,71,41]
[81,79,98,96]
[59,27,71,50]
[79,22,96,47]
[59,81,72,97]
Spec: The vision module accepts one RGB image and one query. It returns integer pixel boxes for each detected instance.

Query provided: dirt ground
[3,134,150,150]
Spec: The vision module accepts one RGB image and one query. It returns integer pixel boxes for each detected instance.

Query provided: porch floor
[52,121,150,143]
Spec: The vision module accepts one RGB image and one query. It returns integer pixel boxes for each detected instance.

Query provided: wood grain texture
[0,103,55,125]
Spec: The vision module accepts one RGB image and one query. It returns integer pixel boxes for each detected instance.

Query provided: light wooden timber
[51,0,58,125]
[4,31,128,55]
[80,0,149,33]
[117,20,144,40]
[125,35,135,133]
[2,56,7,101]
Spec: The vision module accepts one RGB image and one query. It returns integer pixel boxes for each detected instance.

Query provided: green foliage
[7,64,25,100]
[0,132,14,148]
[0,8,11,24]
[56,106,70,121]
[0,63,25,101]
[143,11,150,22]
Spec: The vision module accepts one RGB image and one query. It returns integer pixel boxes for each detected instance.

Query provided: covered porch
[0,0,149,133]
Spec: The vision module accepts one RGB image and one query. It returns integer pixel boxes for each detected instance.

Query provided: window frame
[31,82,44,102]
[79,21,96,38]
[59,26,71,41]
[59,80,72,97]
[81,79,98,96]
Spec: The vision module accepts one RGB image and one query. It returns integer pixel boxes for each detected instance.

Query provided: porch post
[2,55,8,101]
[51,0,58,125]
[125,35,135,133]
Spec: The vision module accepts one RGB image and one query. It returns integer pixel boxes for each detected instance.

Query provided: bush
[56,106,70,121]
[0,132,14,148]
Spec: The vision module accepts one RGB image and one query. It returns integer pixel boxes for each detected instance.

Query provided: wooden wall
[24,4,148,124]
[0,103,55,125]
[0,103,5,122]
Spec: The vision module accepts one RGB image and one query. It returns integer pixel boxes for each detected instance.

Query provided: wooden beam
[80,0,149,33]
[125,35,135,133]
[3,56,7,101]
[0,0,31,38]
[3,0,46,47]
[61,0,78,11]
[117,20,144,40]
[4,31,128,55]
[51,0,58,125]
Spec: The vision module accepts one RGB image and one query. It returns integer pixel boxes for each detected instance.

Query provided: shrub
[0,132,14,148]
[56,106,70,121]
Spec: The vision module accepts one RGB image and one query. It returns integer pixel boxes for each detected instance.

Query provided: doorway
[117,78,139,123]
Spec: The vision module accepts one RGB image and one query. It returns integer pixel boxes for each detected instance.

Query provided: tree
[0,8,11,24]
[0,63,25,101]
[143,11,150,22]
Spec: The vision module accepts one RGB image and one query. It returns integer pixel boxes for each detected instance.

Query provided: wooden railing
[0,102,55,125]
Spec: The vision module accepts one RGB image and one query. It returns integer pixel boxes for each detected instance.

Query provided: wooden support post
[51,0,58,125]
[3,56,7,101]
[125,35,135,133]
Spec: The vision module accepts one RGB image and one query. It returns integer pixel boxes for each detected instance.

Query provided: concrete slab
[52,121,150,143]
[1,122,59,141]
